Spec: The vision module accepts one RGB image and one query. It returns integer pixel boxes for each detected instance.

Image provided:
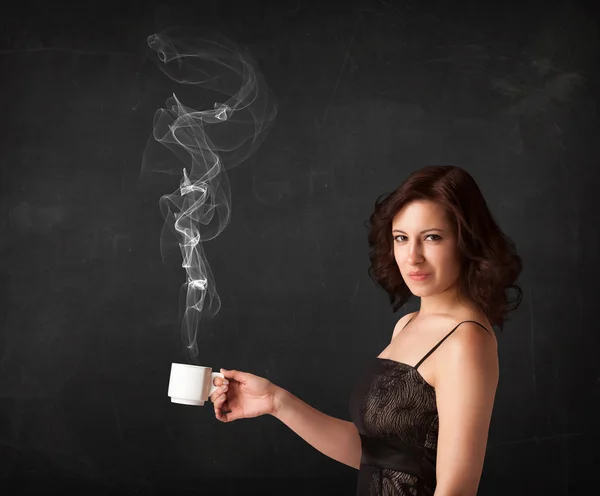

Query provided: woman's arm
[433,322,499,496]
[272,387,362,470]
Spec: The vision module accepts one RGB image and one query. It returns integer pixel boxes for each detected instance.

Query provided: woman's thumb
[220,368,242,381]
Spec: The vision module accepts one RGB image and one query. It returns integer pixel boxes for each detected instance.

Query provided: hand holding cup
[210,368,279,423]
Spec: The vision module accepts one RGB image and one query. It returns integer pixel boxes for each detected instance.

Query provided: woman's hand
[210,368,279,423]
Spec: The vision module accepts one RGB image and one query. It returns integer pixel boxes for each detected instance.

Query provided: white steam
[141,27,277,358]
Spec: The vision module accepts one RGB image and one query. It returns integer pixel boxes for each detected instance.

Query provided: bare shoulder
[390,311,419,341]
[448,311,497,348]
[452,320,497,351]
[442,314,498,365]
[461,313,497,343]
[433,314,499,389]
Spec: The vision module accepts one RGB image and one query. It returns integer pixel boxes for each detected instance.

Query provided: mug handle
[208,372,225,396]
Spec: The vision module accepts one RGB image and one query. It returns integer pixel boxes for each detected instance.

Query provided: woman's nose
[408,248,423,264]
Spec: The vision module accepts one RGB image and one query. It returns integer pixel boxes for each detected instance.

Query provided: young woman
[209,165,523,496]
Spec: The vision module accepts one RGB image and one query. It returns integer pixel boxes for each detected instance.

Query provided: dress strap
[414,320,492,370]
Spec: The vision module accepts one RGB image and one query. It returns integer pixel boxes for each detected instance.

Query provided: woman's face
[391,200,462,297]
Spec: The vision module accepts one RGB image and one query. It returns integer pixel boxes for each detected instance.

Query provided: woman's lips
[409,274,430,281]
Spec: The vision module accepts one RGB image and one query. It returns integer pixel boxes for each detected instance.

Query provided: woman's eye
[394,235,441,242]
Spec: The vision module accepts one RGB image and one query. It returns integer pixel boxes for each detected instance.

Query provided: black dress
[348,317,492,496]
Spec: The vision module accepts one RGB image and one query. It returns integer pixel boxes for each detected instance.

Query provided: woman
[210,165,523,496]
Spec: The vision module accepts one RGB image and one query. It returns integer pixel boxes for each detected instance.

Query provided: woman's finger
[215,394,230,421]
[210,384,228,403]
[213,376,229,388]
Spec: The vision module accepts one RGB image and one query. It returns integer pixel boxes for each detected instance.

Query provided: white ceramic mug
[167,363,225,406]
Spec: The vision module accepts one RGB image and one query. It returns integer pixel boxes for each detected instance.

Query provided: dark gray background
[1,0,599,494]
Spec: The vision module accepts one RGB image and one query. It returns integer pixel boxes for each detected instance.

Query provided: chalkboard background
[1,0,599,494]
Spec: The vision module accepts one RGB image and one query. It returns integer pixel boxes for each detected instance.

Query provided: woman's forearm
[271,387,362,470]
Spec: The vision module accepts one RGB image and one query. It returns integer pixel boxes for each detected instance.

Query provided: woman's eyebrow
[392,228,445,234]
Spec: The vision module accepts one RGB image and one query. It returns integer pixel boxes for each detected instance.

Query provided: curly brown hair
[365,165,523,331]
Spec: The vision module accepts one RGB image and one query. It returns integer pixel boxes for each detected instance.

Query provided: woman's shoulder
[397,311,419,329]
[456,311,494,336]
[390,311,419,340]
[447,312,497,354]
